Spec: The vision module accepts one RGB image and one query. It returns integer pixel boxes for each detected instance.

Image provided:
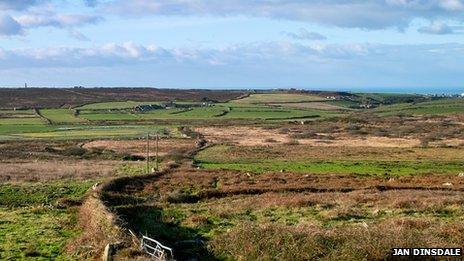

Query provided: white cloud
[102,0,464,30]
[0,1,103,38]
[16,12,103,28]
[439,0,464,11]
[0,41,463,88]
[418,21,464,34]
[0,41,461,69]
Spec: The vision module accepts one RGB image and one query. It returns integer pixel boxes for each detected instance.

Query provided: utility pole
[146,133,150,174]
[155,134,159,171]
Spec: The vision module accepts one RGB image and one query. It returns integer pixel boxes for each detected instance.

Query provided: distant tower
[25,83,27,88]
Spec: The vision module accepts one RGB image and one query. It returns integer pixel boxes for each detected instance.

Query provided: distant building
[134,104,162,112]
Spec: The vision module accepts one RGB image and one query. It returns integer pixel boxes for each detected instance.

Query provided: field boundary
[33,108,52,125]
[71,134,208,259]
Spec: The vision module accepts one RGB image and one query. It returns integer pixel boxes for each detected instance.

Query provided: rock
[458,172,464,178]
[442,182,453,187]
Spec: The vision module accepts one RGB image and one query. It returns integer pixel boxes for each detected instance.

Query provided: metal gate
[140,236,174,260]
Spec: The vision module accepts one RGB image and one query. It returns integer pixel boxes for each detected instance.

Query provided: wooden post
[102,243,113,261]
[146,133,150,174]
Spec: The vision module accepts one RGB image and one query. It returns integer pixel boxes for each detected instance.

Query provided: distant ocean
[298,87,464,95]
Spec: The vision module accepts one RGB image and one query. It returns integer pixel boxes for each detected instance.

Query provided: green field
[373,98,464,116]
[222,106,328,120]
[0,117,45,125]
[79,104,334,122]
[40,109,86,124]
[0,122,172,140]
[356,93,423,102]
[0,207,79,260]
[197,160,464,176]
[196,145,464,177]
[76,101,161,110]
[0,181,92,260]
[233,93,327,104]
[1,94,462,140]
[16,125,171,139]
[79,111,140,121]
[0,109,35,118]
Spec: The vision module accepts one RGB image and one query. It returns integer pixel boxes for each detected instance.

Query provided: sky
[0,0,464,92]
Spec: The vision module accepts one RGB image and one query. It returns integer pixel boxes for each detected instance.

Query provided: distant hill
[0,88,248,109]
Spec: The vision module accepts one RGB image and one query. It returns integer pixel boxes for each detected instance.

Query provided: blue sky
[0,0,463,92]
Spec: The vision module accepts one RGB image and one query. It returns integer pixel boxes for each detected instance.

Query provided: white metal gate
[140,236,174,261]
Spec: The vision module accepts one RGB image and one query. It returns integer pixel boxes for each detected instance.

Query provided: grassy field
[0,207,79,260]
[233,93,327,104]
[0,109,36,118]
[373,98,464,116]
[16,125,171,139]
[0,117,45,125]
[0,181,93,260]
[195,144,464,176]
[77,101,161,110]
[221,106,328,120]
[77,104,337,122]
[40,109,86,124]
[79,111,140,121]
[197,160,464,176]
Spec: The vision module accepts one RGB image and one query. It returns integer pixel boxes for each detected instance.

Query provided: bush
[62,146,87,156]
[264,138,278,143]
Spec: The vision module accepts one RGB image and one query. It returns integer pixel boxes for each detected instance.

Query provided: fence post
[102,243,113,261]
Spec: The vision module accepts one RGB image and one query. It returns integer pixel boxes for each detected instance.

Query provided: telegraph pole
[155,134,159,171]
[146,133,150,174]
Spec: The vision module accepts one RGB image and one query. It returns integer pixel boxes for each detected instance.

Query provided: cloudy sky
[0,0,464,91]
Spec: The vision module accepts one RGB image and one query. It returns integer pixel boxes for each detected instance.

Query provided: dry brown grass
[0,159,124,182]
[69,195,129,259]
[206,144,464,161]
[83,138,196,157]
[148,168,464,198]
[197,125,464,148]
[209,218,464,260]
